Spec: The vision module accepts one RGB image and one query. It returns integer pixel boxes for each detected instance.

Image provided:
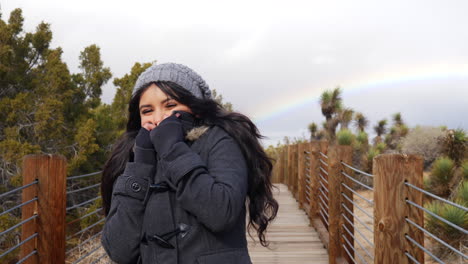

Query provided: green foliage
[366,148,380,172]
[425,198,467,252]
[356,131,368,145]
[454,181,468,205]
[0,212,20,262]
[375,142,386,153]
[112,62,152,132]
[319,87,343,143]
[354,112,368,132]
[429,157,455,195]
[77,44,112,107]
[440,128,467,165]
[462,160,468,180]
[337,129,354,146]
[212,89,233,112]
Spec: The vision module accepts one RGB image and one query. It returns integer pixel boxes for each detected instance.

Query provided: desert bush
[463,160,468,180]
[440,128,467,165]
[375,142,386,153]
[429,157,455,196]
[425,184,467,259]
[400,126,445,169]
[454,181,468,205]
[337,129,354,146]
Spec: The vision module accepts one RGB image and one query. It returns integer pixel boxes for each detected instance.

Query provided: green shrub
[430,157,455,195]
[375,142,386,153]
[454,181,468,205]
[462,160,468,180]
[356,131,368,145]
[441,128,467,165]
[425,199,467,257]
[337,129,354,146]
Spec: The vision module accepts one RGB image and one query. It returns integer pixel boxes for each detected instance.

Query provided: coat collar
[185,125,210,141]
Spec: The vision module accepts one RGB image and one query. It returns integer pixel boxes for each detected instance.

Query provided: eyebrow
[139,99,172,111]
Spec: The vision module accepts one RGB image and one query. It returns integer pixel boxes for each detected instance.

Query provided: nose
[152,109,165,126]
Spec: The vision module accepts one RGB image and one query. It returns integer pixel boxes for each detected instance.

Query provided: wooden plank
[22,155,67,264]
[21,155,40,264]
[248,184,329,264]
[373,154,424,264]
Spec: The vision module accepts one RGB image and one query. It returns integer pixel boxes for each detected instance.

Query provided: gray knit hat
[132,63,212,99]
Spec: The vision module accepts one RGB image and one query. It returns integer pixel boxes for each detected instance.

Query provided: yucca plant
[366,148,380,172]
[461,160,468,180]
[425,198,467,258]
[337,129,354,146]
[440,128,467,165]
[375,142,386,153]
[429,157,455,196]
[356,131,368,145]
[454,180,468,205]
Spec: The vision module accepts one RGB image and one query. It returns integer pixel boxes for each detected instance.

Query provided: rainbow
[251,63,468,123]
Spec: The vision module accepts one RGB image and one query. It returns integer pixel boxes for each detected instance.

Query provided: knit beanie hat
[132,63,212,99]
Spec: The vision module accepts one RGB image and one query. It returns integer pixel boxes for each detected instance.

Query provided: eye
[165,101,177,108]
[141,109,152,114]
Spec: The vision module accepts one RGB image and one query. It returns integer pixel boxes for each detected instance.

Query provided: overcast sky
[3,0,468,146]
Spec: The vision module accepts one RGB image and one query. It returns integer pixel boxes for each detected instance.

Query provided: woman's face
[139,83,192,130]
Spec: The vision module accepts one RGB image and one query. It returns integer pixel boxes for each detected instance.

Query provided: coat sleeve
[101,162,155,264]
[159,132,248,233]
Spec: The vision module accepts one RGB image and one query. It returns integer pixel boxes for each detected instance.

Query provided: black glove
[173,110,197,134]
[150,114,184,157]
[134,127,157,164]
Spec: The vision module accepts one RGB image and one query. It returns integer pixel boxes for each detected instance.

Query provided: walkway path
[248,184,328,264]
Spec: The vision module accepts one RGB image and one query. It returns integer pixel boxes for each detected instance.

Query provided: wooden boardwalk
[248,184,328,264]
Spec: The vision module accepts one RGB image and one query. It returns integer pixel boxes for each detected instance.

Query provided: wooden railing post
[22,154,67,264]
[328,145,353,264]
[298,143,306,209]
[287,145,293,190]
[293,144,299,199]
[373,154,424,264]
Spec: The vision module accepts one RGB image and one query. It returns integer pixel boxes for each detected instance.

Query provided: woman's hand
[149,113,184,157]
[134,127,157,164]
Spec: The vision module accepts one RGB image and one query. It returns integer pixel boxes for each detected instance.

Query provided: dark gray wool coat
[101,125,252,264]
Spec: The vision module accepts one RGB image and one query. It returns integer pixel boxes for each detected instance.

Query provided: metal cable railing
[0,179,38,199]
[16,249,38,264]
[0,180,39,263]
[341,192,373,220]
[342,223,374,261]
[405,234,444,263]
[317,153,329,230]
[67,183,101,195]
[405,251,421,264]
[319,151,328,160]
[65,171,107,263]
[342,212,375,248]
[342,232,368,264]
[342,171,373,191]
[66,231,103,256]
[406,217,467,261]
[341,203,373,233]
[341,161,373,178]
[0,197,38,218]
[67,171,102,181]
[0,232,38,259]
[404,180,468,263]
[406,199,467,235]
[341,182,374,206]
[405,182,468,212]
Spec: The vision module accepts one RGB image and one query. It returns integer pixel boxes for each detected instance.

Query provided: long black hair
[101,81,278,246]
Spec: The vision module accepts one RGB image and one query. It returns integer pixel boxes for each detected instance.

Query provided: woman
[100,63,278,264]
